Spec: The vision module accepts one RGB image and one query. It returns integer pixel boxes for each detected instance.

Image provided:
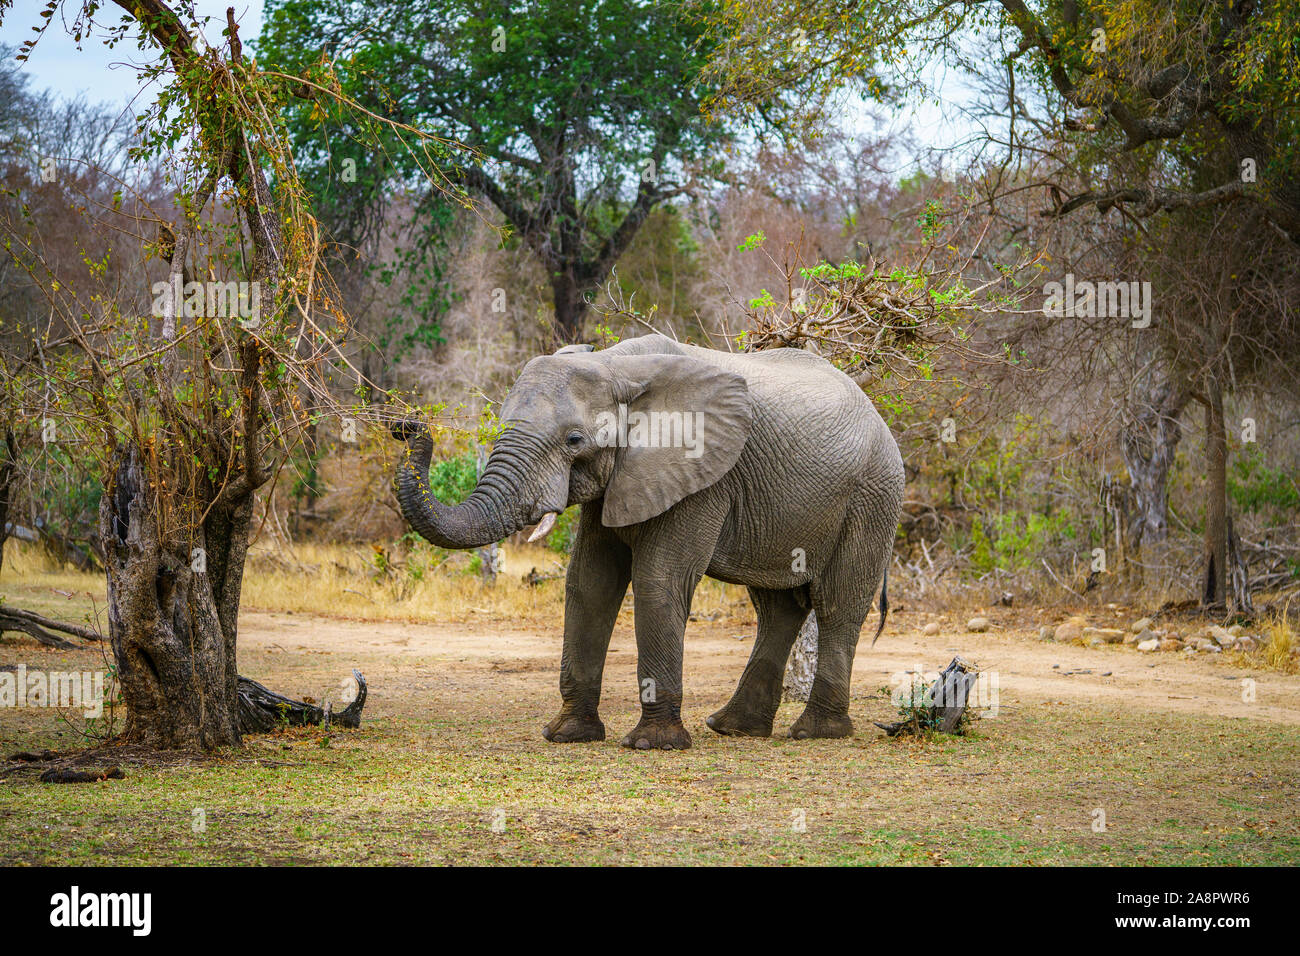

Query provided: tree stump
[782,613,818,702]
[237,669,367,734]
[875,656,979,736]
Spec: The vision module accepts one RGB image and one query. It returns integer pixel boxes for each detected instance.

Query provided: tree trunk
[0,428,14,577]
[474,442,499,583]
[1202,385,1228,608]
[550,270,589,345]
[782,613,818,702]
[1227,515,1253,615]
[99,443,246,749]
[1119,376,1186,552]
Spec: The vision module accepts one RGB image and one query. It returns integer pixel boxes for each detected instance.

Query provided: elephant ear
[601,353,751,527]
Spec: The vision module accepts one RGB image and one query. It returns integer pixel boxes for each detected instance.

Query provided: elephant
[392,333,904,749]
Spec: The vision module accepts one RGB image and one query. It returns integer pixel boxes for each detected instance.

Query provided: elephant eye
[566,432,584,447]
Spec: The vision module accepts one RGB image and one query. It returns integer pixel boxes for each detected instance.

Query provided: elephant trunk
[392,421,531,550]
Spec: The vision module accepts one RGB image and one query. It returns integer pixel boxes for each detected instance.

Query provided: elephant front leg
[543,510,631,743]
[620,576,697,751]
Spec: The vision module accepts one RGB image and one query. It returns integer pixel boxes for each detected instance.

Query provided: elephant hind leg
[707,586,809,737]
[786,613,864,740]
[790,509,892,740]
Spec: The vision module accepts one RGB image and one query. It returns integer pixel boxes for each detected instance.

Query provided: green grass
[3,546,1298,866]
[3,701,1297,865]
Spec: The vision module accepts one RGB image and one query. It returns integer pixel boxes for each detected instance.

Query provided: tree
[705,0,1300,608]
[0,1,438,747]
[259,0,733,344]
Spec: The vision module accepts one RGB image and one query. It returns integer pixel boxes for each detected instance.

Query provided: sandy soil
[235,607,1300,730]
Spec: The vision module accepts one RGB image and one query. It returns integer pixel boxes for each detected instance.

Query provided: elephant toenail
[636,738,651,749]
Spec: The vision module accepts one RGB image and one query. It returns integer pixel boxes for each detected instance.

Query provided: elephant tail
[870,565,888,646]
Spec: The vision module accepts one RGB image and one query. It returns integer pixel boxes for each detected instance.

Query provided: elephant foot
[620,718,692,751]
[706,702,774,738]
[789,710,854,740]
[542,711,606,743]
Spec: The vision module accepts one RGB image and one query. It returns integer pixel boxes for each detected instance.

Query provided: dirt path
[237,608,1300,727]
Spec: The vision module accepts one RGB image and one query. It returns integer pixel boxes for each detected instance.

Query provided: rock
[1159,637,1184,652]
[923,622,941,636]
[1130,617,1153,633]
[1038,625,1056,642]
[1054,617,1087,644]
[1208,625,1235,648]
[966,617,990,633]
[1124,628,1152,646]
[1233,637,1258,652]
[1137,638,1160,652]
[1082,627,1125,645]
[1228,624,1243,637]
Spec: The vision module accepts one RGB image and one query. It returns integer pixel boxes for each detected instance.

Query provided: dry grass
[239,540,753,625]
[1255,611,1299,674]
[0,540,755,630]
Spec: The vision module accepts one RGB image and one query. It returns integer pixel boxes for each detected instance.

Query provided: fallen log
[876,655,979,737]
[0,609,78,649]
[522,565,564,587]
[7,749,58,762]
[40,766,124,784]
[0,606,104,646]
[237,669,367,734]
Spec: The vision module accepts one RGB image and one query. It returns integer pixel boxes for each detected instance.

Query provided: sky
[3,0,980,175]
[5,0,266,113]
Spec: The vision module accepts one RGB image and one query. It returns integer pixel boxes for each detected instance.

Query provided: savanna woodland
[0,0,1297,871]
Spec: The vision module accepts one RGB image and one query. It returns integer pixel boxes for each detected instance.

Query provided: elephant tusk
[527,512,559,542]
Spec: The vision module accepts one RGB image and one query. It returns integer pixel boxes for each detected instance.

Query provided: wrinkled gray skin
[393,334,904,749]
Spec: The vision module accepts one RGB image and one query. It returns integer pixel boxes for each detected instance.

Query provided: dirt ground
[3,597,1298,865]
